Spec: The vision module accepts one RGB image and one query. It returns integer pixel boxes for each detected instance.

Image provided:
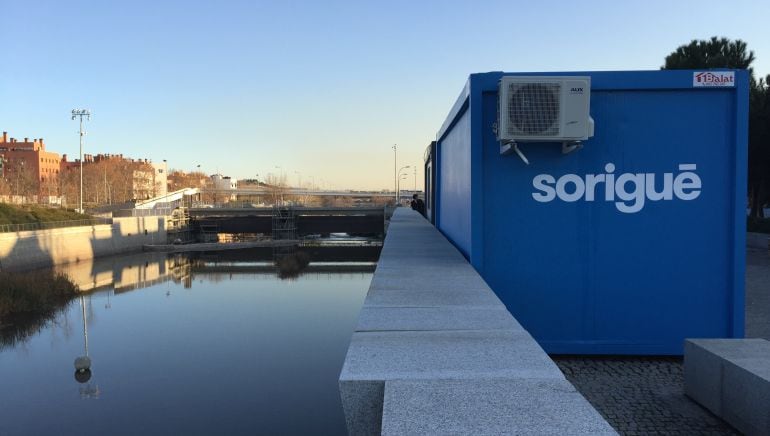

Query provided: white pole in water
[81,295,89,357]
[74,295,91,372]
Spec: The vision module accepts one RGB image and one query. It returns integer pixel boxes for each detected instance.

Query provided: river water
[0,250,373,435]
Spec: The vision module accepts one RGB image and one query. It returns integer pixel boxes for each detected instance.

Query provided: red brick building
[0,131,62,195]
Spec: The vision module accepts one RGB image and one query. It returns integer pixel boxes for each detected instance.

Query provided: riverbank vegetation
[0,203,90,225]
[0,270,79,348]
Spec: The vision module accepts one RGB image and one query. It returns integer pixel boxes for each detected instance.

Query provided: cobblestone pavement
[553,356,739,435]
[746,246,770,340]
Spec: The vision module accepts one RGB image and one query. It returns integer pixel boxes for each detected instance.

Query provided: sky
[2,0,769,190]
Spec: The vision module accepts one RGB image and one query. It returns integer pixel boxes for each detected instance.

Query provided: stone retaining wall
[0,216,166,271]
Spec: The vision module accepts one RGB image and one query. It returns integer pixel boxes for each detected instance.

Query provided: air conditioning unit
[498,76,594,143]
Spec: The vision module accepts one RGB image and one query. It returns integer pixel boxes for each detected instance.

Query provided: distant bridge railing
[113,208,176,217]
[0,217,114,233]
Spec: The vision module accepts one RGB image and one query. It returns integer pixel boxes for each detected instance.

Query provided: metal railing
[0,217,113,233]
[113,208,176,217]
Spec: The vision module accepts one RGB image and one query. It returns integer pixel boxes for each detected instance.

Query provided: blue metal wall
[437,108,473,257]
[434,70,748,355]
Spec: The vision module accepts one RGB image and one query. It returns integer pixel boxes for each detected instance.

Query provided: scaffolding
[166,207,194,244]
[198,222,220,243]
[272,205,297,260]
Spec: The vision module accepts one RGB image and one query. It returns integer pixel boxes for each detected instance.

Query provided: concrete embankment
[0,216,166,272]
[339,208,615,435]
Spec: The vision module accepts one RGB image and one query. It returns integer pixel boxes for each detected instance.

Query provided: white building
[210,173,237,201]
[211,173,237,190]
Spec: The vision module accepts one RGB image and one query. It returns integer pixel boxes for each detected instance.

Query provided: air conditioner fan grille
[507,82,560,136]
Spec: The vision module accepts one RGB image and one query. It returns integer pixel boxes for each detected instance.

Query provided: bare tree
[168,170,207,192]
[266,173,288,206]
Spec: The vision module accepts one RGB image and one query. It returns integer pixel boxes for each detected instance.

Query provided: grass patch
[0,270,80,348]
[747,216,770,234]
[0,203,90,226]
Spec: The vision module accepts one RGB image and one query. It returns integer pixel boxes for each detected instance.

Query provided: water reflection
[1,249,376,352]
[54,251,194,293]
[52,247,378,294]
[0,249,373,435]
[73,295,100,400]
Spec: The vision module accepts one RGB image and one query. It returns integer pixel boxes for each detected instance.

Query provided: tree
[9,160,37,201]
[663,37,755,71]
[748,76,770,217]
[59,158,161,208]
[663,37,770,218]
[167,170,207,192]
[265,173,288,206]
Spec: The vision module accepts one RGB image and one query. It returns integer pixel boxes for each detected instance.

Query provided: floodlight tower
[397,165,410,204]
[71,109,91,213]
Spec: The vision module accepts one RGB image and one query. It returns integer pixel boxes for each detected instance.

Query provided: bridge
[208,188,420,199]
[189,207,386,236]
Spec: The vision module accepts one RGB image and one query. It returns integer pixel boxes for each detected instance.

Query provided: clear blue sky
[2,0,768,190]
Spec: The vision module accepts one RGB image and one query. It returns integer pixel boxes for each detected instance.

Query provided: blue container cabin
[429,70,748,355]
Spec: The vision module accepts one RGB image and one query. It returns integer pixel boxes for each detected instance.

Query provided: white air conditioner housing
[498,76,594,143]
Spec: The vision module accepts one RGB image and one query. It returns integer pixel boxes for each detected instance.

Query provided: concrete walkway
[339,208,615,435]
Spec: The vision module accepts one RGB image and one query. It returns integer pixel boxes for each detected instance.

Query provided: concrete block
[686,338,770,360]
[379,257,466,266]
[684,339,770,436]
[722,358,770,436]
[375,256,476,270]
[381,379,618,436]
[356,306,524,332]
[363,287,503,308]
[339,379,384,436]
[368,268,492,292]
[340,330,564,382]
[684,339,727,415]
[339,330,565,435]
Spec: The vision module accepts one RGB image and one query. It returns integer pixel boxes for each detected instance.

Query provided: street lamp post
[392,145,397,204]
[397,165,410,205]
[71,109,91,213]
